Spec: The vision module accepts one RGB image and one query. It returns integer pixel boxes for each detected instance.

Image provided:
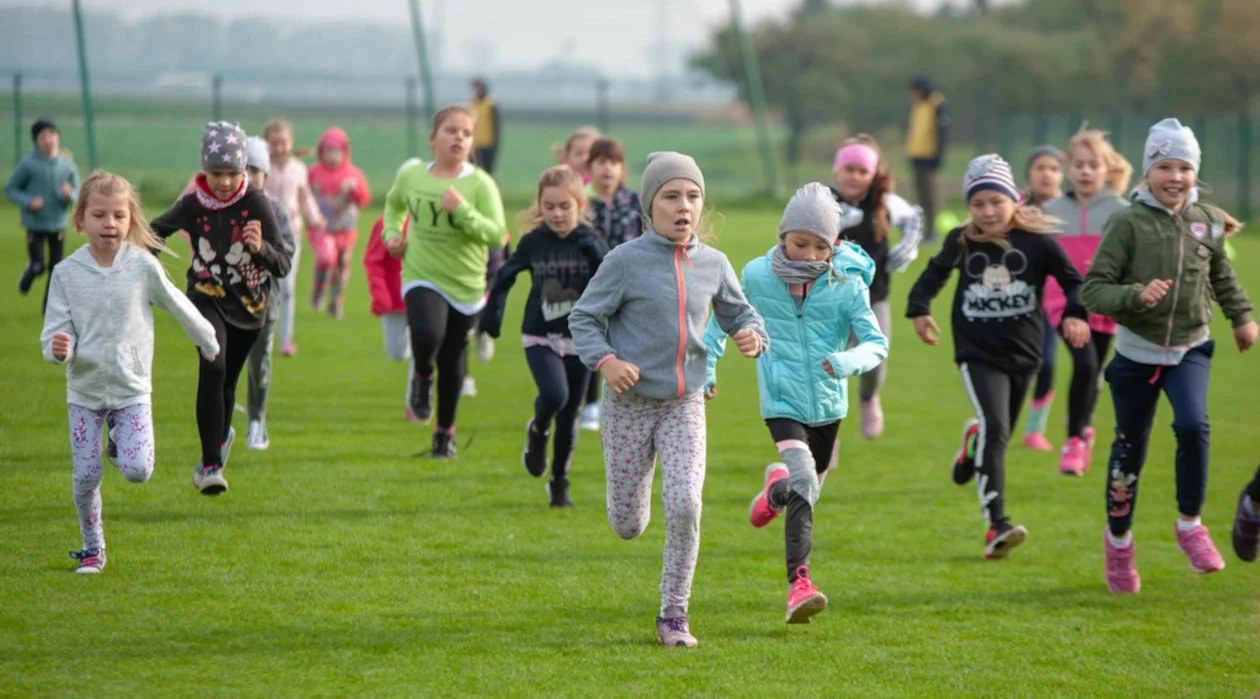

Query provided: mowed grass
[1,200,1258,698]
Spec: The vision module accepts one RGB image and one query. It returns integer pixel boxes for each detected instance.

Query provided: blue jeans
[1104,341,1213,535]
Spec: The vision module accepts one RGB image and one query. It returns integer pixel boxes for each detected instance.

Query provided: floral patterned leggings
[602,388,707,616]
[69,404,155,552]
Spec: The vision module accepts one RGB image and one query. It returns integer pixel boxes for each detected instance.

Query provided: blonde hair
[961,205,1058,246]
[552,126,602,164]
[73,170,171,256]
[516,165,589,232]
[1067,125,1133,194]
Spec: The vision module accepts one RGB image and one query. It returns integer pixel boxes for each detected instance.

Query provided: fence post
[405,77,419,158]
[1239,112,1253,222]
[212,74,223,122]
[1109,114,1123,152]
[12,73,21,167]
[71,0,98,169]
[1033,111,1048,147]
[595,78,610,134]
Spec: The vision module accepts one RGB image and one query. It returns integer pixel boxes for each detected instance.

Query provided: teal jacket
[704,241,889,426]
[5,148,80,232]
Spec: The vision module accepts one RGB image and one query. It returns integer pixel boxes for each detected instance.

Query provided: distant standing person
[470,79,502,177]
[906,74,949,243]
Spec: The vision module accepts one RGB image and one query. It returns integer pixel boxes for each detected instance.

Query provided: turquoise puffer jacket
[704,241,888,425]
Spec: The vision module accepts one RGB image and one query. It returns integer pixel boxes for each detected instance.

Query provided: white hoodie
[40,243,220,410]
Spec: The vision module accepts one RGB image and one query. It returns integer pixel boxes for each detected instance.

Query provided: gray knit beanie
[201,121,247,173]
[245,136,270,175]
[1143,118,1200,175]
[640,151,705,222]
[779,182,840,244]
[1025,145,1065,180]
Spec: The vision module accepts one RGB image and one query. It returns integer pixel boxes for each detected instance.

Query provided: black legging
[406,287,477,430]
[1062,331,1113,439]
[524,346,591,480]
[195,298,260,467]
[26,230,65,315]
[961,361,1034,526]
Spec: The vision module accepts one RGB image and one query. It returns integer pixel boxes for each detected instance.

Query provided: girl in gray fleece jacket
[40,172,220,574]
[570,152,769,648]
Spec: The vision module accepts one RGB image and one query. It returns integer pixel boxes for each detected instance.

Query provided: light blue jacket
[5,148,80,232]
[704,241,888,425]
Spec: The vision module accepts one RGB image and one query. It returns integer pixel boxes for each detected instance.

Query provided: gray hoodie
[571,229,768,401]
[41,244,220,410]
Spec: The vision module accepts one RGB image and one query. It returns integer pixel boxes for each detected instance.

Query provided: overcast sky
[4,0,986,78]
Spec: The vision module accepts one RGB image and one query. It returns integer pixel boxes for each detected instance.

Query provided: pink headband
[834,144,879,173]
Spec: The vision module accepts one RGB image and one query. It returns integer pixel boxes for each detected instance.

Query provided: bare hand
[704,384,717,400]
[1235,321,1258,353]
[385,235,406,259]
[61,182,73,201]
[52,332,72,361]
[441,187,464,214]
[733,328,761,357]
[1062,317,1091,349]
[599,358,640,395]
[822,358,836,378]
[242,220,263,253]
[1140,279,1173,307]
[28,196,44,212]
[912,315,940,346]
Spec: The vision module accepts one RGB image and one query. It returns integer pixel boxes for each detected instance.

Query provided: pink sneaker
[1058,437,1088,476]
[1103,531,1140,594]
[1083,426,1096,449]
[405,405,421,423]
[749,463,789,528]
[786,566,828,624]
[279,341,298,357]
[859,398,884,440]
[1022,432,1053,452]
[1175,522,1226,573]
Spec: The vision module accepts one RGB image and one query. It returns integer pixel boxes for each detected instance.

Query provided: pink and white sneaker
[1103,531,1140,594]
[1083,426,1096,449]
[655,615,698,648]
[279,341,298,357]
[749,463,789,528]
[70,548,106,574]
[859,398,884,440]
[1022,432,1053,452]
[1058,437,1089,476]
[786,566,828,624]
[1175,522,1226,573]
[405,405,421,423]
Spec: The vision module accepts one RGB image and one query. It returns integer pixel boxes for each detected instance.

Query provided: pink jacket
[1041,191,1130,334]
[266,157,322,236]
[363,215,409,317]
[307,127,371,236]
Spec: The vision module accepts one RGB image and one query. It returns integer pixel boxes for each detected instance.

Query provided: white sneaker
[476,332,495,362]
[192,463,228,495]
[462,376,478,397]
[246,420,269,450]
[580,403,601,432]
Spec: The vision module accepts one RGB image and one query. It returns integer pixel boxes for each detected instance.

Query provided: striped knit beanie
[963,154,1020,203]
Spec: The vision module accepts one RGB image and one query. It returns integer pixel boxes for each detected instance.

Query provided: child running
[242,137,297,450]
[7,118,80,314]
[570,151,769,648]
[578,136,643,432]
[481,165,607,507]
[906,154,1090,559]
[1039,128,1131,474]
[1082,118,1256,593]
[553,127,601,184]
[383,106,507,458]
[1235,465,1260,563]
[704,183,887,624]
[829,134,923,439]
[307,126,370,319]
[150,121,290,495]
[40,171,220,573]
[1020,145,1068,452]
[263,118,325,357]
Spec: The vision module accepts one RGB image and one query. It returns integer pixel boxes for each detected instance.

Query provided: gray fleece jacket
[41,244,220,410]
[570,229,768,401]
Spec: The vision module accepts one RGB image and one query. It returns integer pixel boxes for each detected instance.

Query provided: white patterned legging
[69,403,155,552]
[602,388,706,616]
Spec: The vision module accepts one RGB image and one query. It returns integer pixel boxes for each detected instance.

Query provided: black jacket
[481,224,606,339]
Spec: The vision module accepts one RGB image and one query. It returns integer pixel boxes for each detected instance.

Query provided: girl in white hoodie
[40,171,220,574]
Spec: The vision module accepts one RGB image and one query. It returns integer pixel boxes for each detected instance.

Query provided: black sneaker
[522,419,548,477]
[18,264,38,295]
[984,519,1028,559]
[1232,488,1260,562]
[431,430,456,458]
[409,374,433,423]
[952,418,980,485]
[548,478,573,508]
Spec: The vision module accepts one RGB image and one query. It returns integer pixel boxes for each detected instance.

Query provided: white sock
[1107,531,1133,548]
[1176,517,1202,532]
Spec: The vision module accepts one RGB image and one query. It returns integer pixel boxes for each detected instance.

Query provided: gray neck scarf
[770,244,830,285]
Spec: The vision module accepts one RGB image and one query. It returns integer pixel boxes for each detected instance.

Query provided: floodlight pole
[71,0,98,169]
[408,0,438,122]
[728,0,778,196]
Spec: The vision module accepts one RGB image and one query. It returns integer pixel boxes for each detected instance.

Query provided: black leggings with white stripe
[960,361,1034,526]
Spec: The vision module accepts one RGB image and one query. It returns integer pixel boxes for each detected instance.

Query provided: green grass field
[1,200,1258,698]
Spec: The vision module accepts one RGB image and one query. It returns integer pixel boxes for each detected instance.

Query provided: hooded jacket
[363,214,409,317]
[5,147,80,232]
[308,127,371,234]
[1041,190,1129,333]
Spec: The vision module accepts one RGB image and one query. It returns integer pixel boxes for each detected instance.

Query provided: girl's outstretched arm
[826,286,888,377]
[143,253,220,358]
[480,235,533,339]
[906,227,960,318]
[711,257,769,356]
[570,250,627,371]
[1082,216,1146,317]
[40,270,75,364]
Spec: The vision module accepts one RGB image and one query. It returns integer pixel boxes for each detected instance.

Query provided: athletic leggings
[848,299,892,402]
[765,418,840,583]
[312,230,355,317]
[1032,314,1057,401]
[277,242,300,346]
[69,403,154,551]
[195,298,260,467]
[1061,331,1113,439]
[26,229,65,315]
[382,313,416,407]
[603,389,706,616]
[405,287,477,430]
[524,346,591,480]
[960,361,1034,526]
[245,315,276,422]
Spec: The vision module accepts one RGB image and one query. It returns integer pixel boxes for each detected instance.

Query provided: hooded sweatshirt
[40,244,220,410]
[570,229,769,401]
[1041,190,1129,333]
[5,146,80,232]
[307,128,371,234]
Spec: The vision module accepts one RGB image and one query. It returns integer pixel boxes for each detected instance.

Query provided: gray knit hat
[1025,145,1065,179]
[640,151,705,222]
[963,154,1020,203]
[245,136,270,176]
[779,182,840,244]
[1143,118,1200,175]
[201,121,247,173]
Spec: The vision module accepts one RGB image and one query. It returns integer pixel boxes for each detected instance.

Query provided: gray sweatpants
[847,299,892,402]
[246,315,277,422]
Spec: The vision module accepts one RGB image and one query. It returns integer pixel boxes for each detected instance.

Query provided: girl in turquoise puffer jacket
[703,183,888,625]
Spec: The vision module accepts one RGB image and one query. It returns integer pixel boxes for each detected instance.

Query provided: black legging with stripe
[961,361,1034,526]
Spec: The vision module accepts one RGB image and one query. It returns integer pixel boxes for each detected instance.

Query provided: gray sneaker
[193,464,228,495]
[656,615,698,648]
[246,420,269,451]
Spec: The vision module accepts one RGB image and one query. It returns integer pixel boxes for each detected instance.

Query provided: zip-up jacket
[1041,190,1129,334]
[5,147,80,232]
